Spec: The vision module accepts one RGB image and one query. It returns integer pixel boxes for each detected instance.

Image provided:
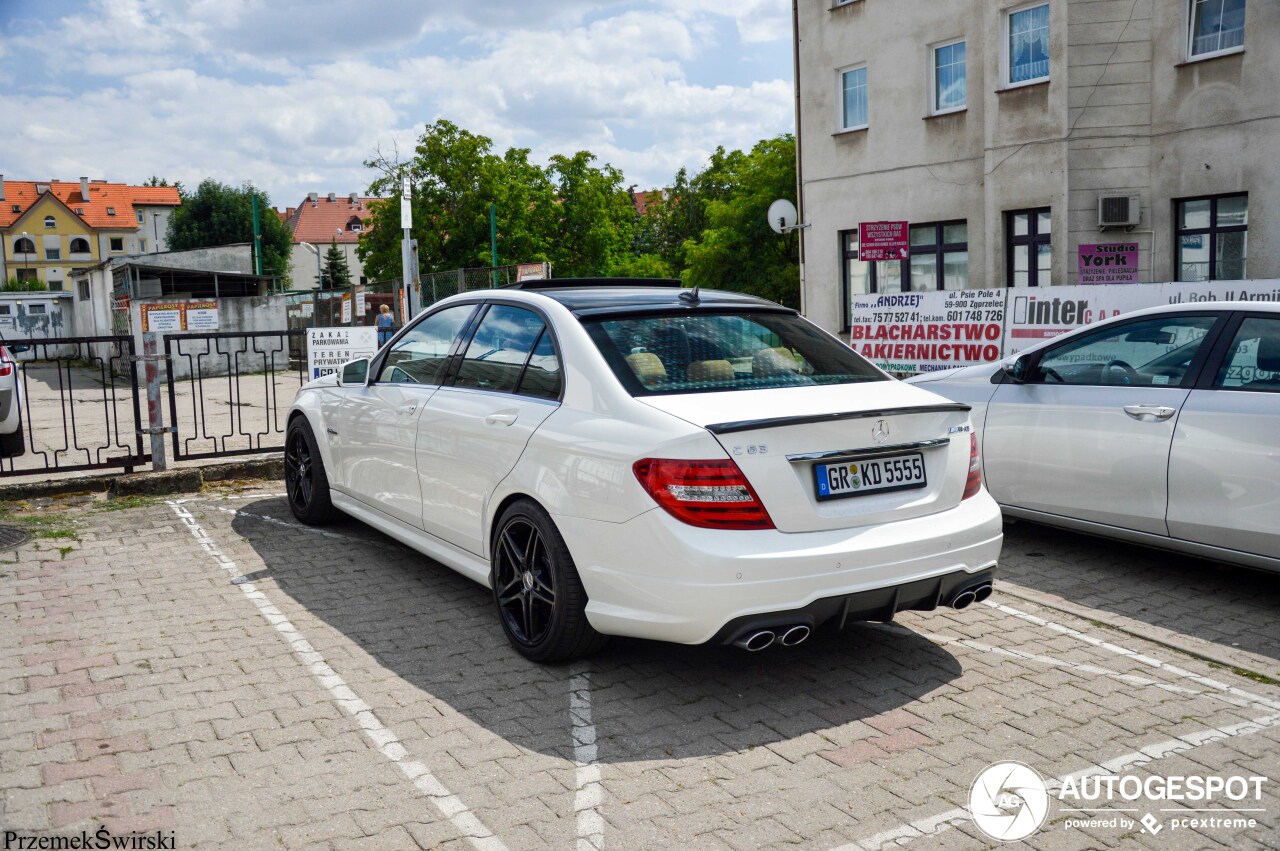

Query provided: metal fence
[164,330,307,462]
[0,336,148,478]
[418,264,527,308]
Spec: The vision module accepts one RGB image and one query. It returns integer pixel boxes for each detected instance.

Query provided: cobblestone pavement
[2,487,1278,850]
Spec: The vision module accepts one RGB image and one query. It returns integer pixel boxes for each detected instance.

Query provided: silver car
[906,302,1280,572]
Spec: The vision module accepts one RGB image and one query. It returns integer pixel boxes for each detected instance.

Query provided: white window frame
[836,63,869,132]
[929,38,967,115]
[1185,0,1246,62]
[831,0,860,7]
[1001,1,1051,90]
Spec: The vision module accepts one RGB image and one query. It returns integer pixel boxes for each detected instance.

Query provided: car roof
[483,279,787,317]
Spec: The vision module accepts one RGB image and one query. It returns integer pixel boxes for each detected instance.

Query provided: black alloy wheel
[491,500,606,663]
[284,418,336,525]
[494,517,556,646]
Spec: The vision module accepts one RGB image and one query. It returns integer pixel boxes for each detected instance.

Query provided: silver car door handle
[484,411,518,427]
[1122,404,1176,421]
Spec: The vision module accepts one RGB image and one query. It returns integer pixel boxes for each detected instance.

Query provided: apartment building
[795,0,1276,332]
[0,177,180,291]
[281,192,377,290]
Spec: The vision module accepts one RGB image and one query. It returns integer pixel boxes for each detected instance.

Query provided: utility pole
[489,202,498,288]
[251,193,263,276]
[398,175,411,326]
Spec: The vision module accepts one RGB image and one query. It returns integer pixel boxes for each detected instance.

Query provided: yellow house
[1,177,181,291]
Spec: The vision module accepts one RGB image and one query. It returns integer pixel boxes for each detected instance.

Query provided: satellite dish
[767,199,798,234]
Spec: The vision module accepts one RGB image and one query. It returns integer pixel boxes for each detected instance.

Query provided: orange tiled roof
[0,180,180,231]
[287,194,380,244]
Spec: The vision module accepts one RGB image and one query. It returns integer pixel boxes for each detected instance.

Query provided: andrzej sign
[1078,243,1138,285]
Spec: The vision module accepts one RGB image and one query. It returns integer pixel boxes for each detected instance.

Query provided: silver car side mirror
[1002,355,1030,384]
[340,358,370,386]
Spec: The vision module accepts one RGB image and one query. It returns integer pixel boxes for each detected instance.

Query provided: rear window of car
[584,311,886,396]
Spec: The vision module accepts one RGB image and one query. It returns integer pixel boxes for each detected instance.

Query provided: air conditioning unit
[1098,194,1141,228]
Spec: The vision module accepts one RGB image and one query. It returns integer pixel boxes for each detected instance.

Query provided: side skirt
[330,492,494,588]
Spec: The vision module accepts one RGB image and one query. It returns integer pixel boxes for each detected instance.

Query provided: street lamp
[20,231,31,287]
[338,228,354,328]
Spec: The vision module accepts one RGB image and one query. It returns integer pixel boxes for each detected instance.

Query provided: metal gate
[0,336,148,478]
[164,329,306,461]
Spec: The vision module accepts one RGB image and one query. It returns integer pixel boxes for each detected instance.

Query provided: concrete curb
[997,580,1280,680]
[0,458,284,501]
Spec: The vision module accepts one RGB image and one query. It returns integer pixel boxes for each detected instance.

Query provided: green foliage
[358,120,636,282]
[680,135,800,308]
[4,277,48,292]
[166,179,292,278]
[357,121,798,304]
[142,175,184,194]
[321,240,352,289]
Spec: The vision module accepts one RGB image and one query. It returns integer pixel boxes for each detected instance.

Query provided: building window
[932,40,967,113]
[15,269,38,284]
[841,223,969,307]
[1006,208,1052,286]
[1005,2,1050,87]
[44,215,56,228]
[109,237,124,252]
[0,305,9,315]
[79,280,92,300]
[106,207,117,216]
[28,303,47,315]
[45,245,61,261]
[1176,193,1247,281]
[839,65,868,130]
[70,237,90,254]
[48,280,64,292]
[909,222,969,290]
[139,239,147,253]
[14,237,35,255]
[137,210,145,224]
[1189,0,1245,59]
[9,205,19,214]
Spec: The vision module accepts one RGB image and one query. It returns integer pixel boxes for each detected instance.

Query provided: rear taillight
[962,432,982,500]
[0,364,11,378]
[633,458,775,530]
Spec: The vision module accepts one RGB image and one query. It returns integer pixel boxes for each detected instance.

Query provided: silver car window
[1214,317,1280,392]
[1034,315,1217,387]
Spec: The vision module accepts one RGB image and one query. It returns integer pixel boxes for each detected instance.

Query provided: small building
[281,192,378,290]
[0,177,181,291]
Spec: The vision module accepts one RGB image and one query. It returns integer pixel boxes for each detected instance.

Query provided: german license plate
[814,453,927,501]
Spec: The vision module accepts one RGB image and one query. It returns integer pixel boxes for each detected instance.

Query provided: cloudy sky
[0,0,795,208]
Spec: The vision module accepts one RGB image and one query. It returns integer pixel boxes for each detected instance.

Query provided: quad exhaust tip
[950,581,994,610]
[779,625,810,647]
[734,630,776,651]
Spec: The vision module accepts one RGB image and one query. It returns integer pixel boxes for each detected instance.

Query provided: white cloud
[0,0,793,203]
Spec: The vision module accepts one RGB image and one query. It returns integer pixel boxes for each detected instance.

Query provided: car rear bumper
[556,490,1003,645]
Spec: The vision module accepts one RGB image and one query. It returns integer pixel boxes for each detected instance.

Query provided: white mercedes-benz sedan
[906,301,1280,573]
[286,280,1003,661]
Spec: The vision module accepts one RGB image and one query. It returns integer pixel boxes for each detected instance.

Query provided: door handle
[396,404,417,415]
[1123,404,1176,422]
[484,411,518,427]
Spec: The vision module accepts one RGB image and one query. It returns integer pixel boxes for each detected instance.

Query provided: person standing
[376,303,396,346]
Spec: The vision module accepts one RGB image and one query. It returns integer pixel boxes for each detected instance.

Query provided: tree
[681,135,800,308]
[166,179,292,278]
[547,151,637,278]
[142,175,184,194]
[321,240,351,289]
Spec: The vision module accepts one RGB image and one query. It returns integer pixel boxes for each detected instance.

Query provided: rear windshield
[584,311,886,396]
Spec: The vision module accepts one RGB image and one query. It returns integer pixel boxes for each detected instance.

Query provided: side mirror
[340,358,369,386]
[9,345,30,354]
[1002,355,1030,384]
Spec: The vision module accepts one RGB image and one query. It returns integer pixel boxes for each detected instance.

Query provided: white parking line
[570,663,605,851]
[167,501,507,851]
[983,600,1280,713]
[837,710,1280,851]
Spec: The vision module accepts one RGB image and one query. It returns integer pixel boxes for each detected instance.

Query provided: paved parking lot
[2,486,1278,850]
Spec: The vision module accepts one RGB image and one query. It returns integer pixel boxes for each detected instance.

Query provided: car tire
[285,416,337,526]
[0,414,24,459]
[491,499,607,663]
